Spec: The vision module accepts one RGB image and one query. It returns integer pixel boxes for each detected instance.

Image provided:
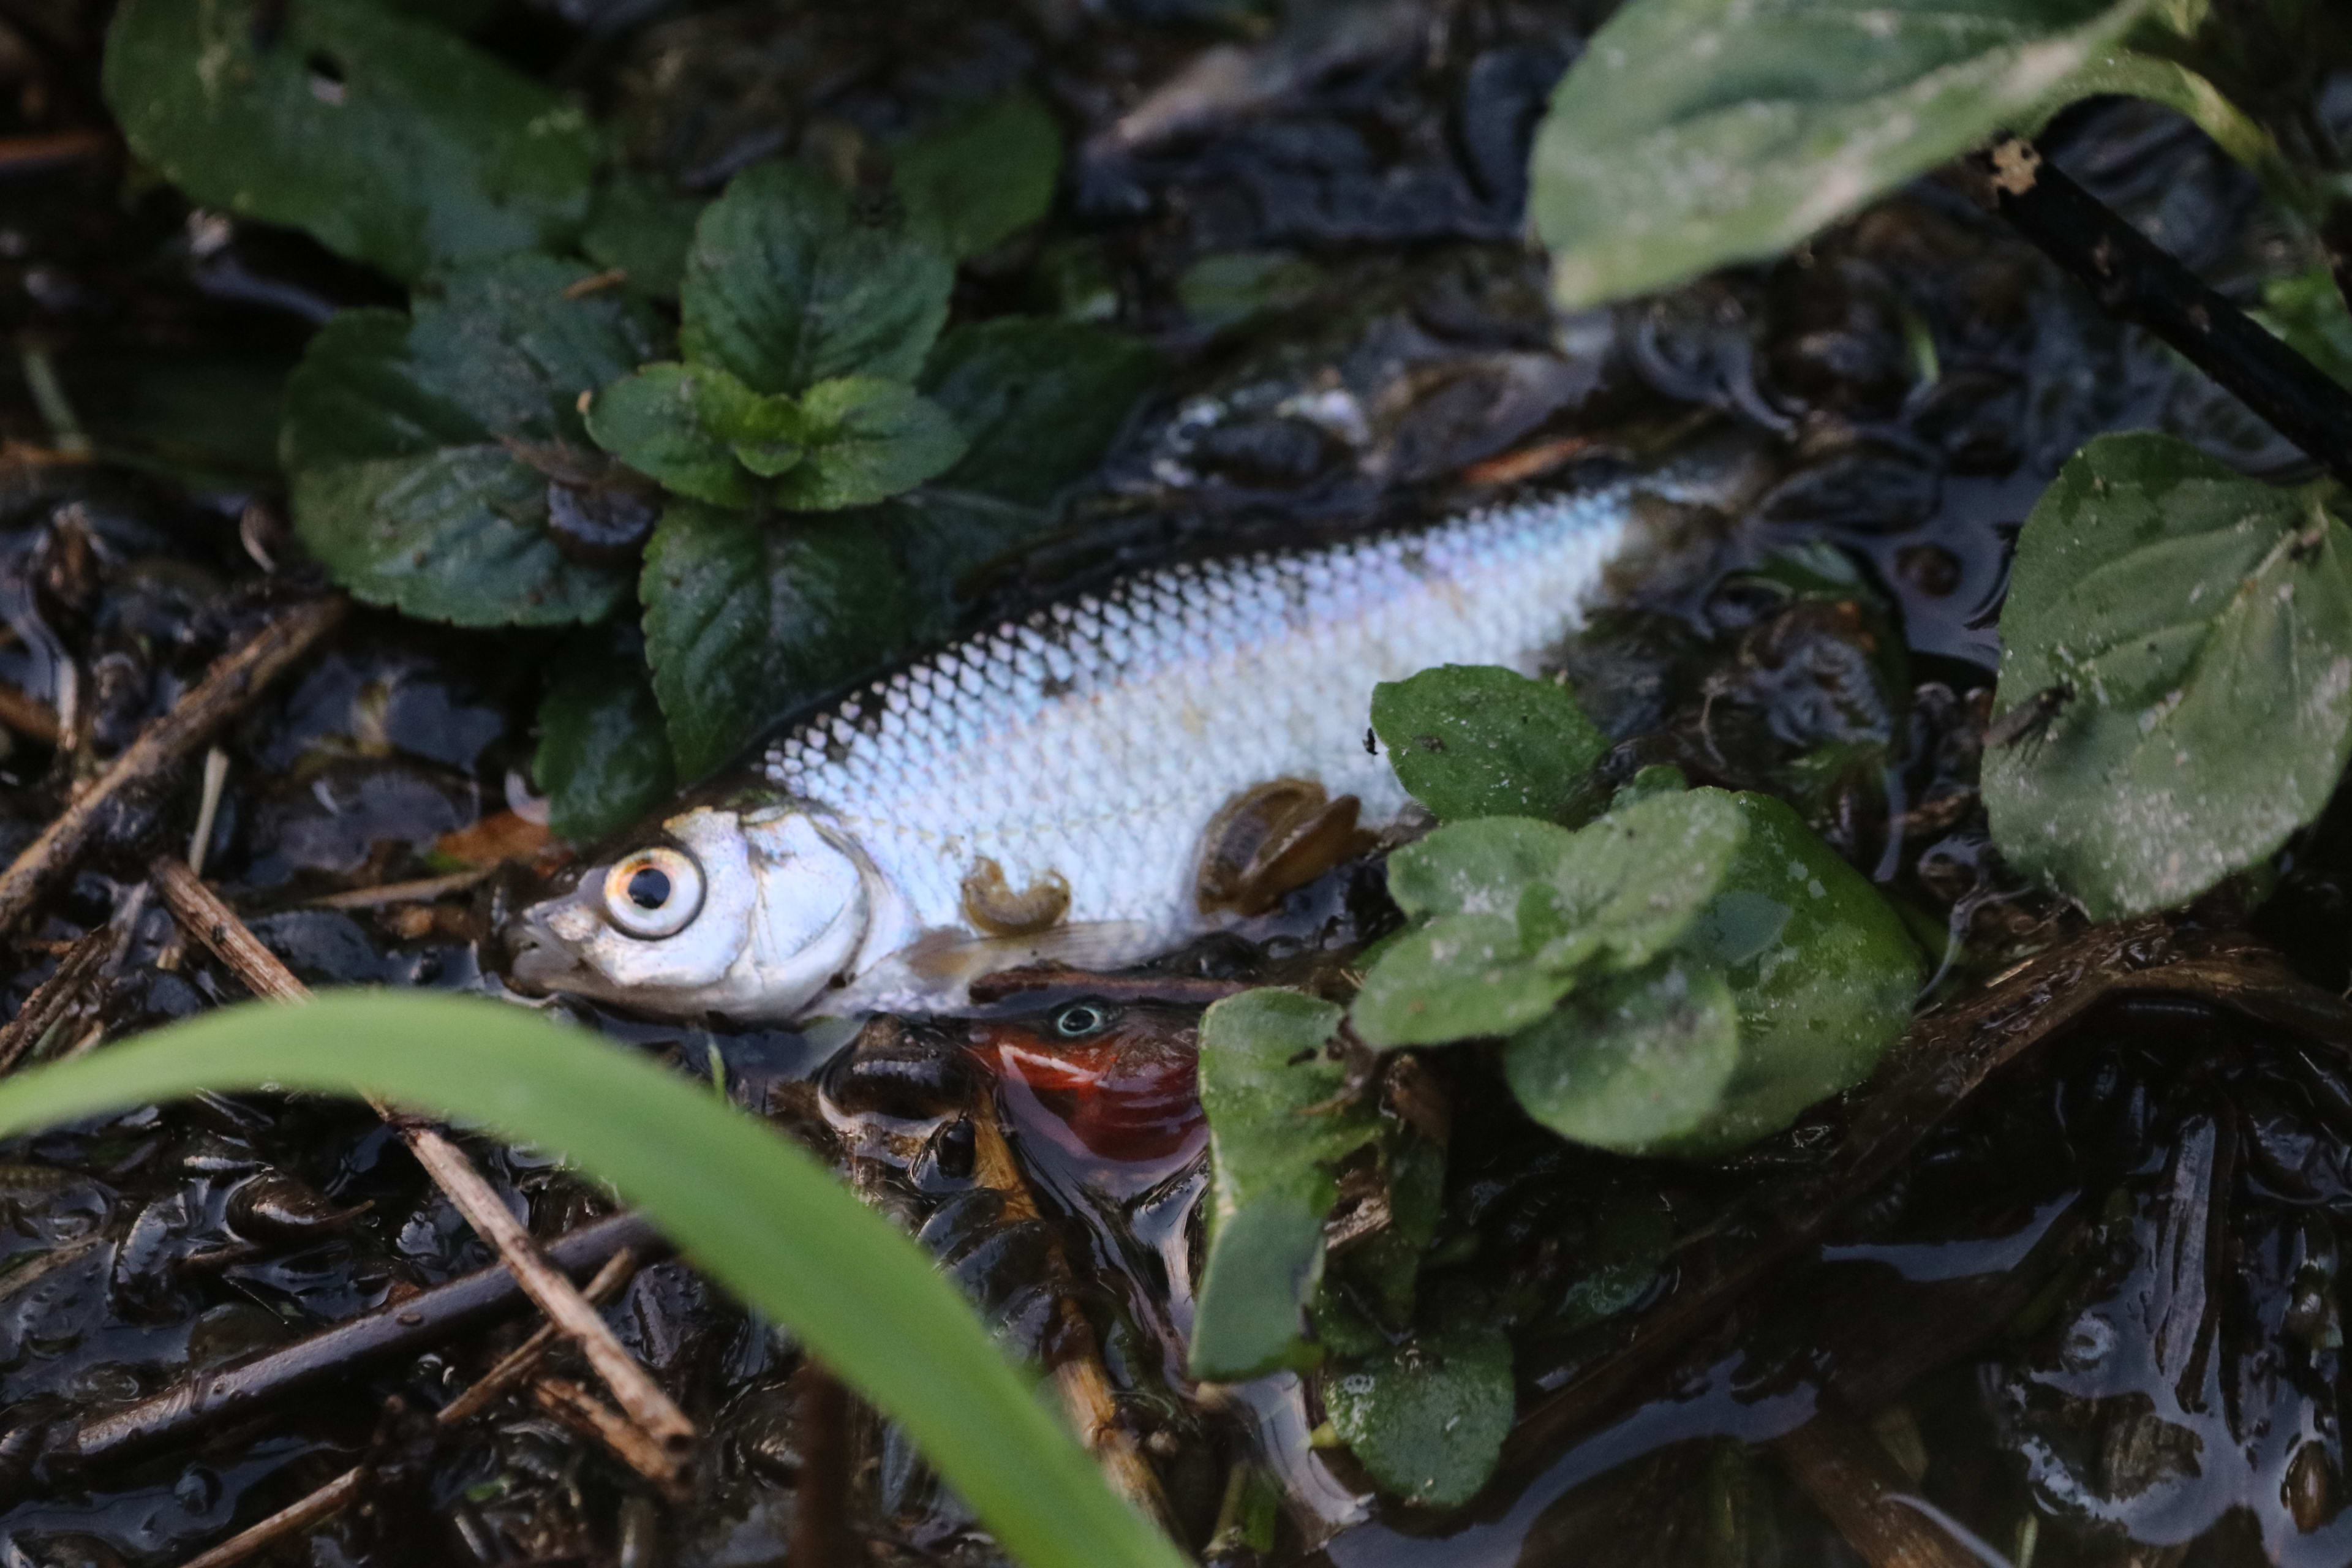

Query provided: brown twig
[0,922,108,1075]
[168,1252,644,1568]
[0,597,345,940]
[0,129,113,175]
[794,1359,851,1568]
[1982,137,2352,488]
[530,1376,687,1495]
[1773,1398,1982,1568]
[0,679,58,745]
[307,867,493,911]
[968,1106,1180,1534]
[147,856,697,1465]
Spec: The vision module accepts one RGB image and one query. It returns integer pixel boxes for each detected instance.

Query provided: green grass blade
[0,991,1188,1568]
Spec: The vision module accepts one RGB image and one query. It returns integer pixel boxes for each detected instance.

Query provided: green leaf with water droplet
[1984,431,2352,921]
[104,0,598,284]
[1324,1316,1513,1510]
[1191,990,1380,1381]
[1527,0,2154,309]
[1371,665,1608,823]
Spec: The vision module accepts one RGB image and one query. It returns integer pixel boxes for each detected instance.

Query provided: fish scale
[766,485,1637,974]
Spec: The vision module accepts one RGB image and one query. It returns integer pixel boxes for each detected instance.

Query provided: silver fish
[509,479,1673,1020]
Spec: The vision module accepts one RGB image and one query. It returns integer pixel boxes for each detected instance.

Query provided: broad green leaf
[894,91,1064,262]
[920,320,1164,505]
[0,993,1187,1568]
[1527,0,2150,309]
[1192,990,1379,1381]
[2256,266,2352,390]
[1611,763,1689,807]
[1370,665,1608,823]
[581,174,704,300]
[104,0,598,284]
[772,377,968,511]
[681,162,954,396]
[640,502,911,778]
[1984,432,2352,921]
[1503,956,1740,1153]
[1536,789,1753,973]
[1324,1318,1513,1510]
[586,363,763,508]
[283,255,665,625]
[1384,816,1578,919]
[1664,791,1920,1152]
[534,629,675,845]
[885,488,1072,643]
[1349,912,1575,1048]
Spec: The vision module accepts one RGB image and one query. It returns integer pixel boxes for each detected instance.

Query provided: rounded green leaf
[1193,990,1378,1381]
[1504,956,1740,1153]
[1983,432,2352,920]
[1350,912,1575,1049]
[1385,816,1579,919]
[680,162,953,396]
[0,993,1187,1568]
[772,377,968,511]
[1324,1321,1513,1510]
[104,0,598,284]
[639,502,913,778]
[1371,665,1608,823]
[1528,0,2151,309]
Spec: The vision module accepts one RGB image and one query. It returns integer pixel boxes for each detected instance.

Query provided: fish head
[507,804,872,1020]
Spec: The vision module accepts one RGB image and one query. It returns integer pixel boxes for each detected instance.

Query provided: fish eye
[1052,1001,1117,1039]
[600,847,704,940]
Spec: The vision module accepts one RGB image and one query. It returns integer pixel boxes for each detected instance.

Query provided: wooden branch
[148,856,696,1464]
[1984,137,2352,488]
[0,597,345,939]
[1774,1399,1981,1568]
[0,923,108,1075]
[175,1468,367,1568]
[59,1212,667,1472]
[530,1376,687,1494]
[794,1359,850,1568]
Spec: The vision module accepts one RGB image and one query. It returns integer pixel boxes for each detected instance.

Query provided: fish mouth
[503,909,587,995]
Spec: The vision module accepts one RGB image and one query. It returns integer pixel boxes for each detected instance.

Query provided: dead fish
[507,474,1698,1020]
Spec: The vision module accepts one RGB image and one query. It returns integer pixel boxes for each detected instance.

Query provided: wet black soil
[5,1,2352,1565]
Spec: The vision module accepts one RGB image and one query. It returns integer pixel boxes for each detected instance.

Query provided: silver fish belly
[510,483,1647,1020]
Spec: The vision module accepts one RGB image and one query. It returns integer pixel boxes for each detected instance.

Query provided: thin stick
[175,1468,367,1568]
[1774,1398,1981,1568]
[968,1107,1179,1534]
[148,856,697,1463]
[0,680,58,745]
[1984,137,2352,488]
[164,1251,643,1568]
[0,597,345,938]
[0,130,113,175]
[0,922,107,1075]
[307,867,492,911]
[62,1212,664,1472]
[794,1359,850,1568]
[530,1376,686,1493]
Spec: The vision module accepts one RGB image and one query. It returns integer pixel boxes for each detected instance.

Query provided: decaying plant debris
[6,0,2352,1566]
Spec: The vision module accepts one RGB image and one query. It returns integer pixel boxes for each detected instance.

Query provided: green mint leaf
[640,502,912,778]
[2255,265,2352,391]
[1384,816,1579,920]
[893,91,1063,262]
[772,377,967,510]
[1984,431,2352,920]
[282,255,665,625]
[680,162,952,396]
[920,319,1163,505]
[104,0,598,284]
[586,363,762,508]
[1191,990,1379,1382]
[1503,956,1740,1153]
[533,628,676,845]
[1349,912,1575,1047]
[1528,0,2152,309]
[1324,1317,1513,1510]
[1370,665,1608,823]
